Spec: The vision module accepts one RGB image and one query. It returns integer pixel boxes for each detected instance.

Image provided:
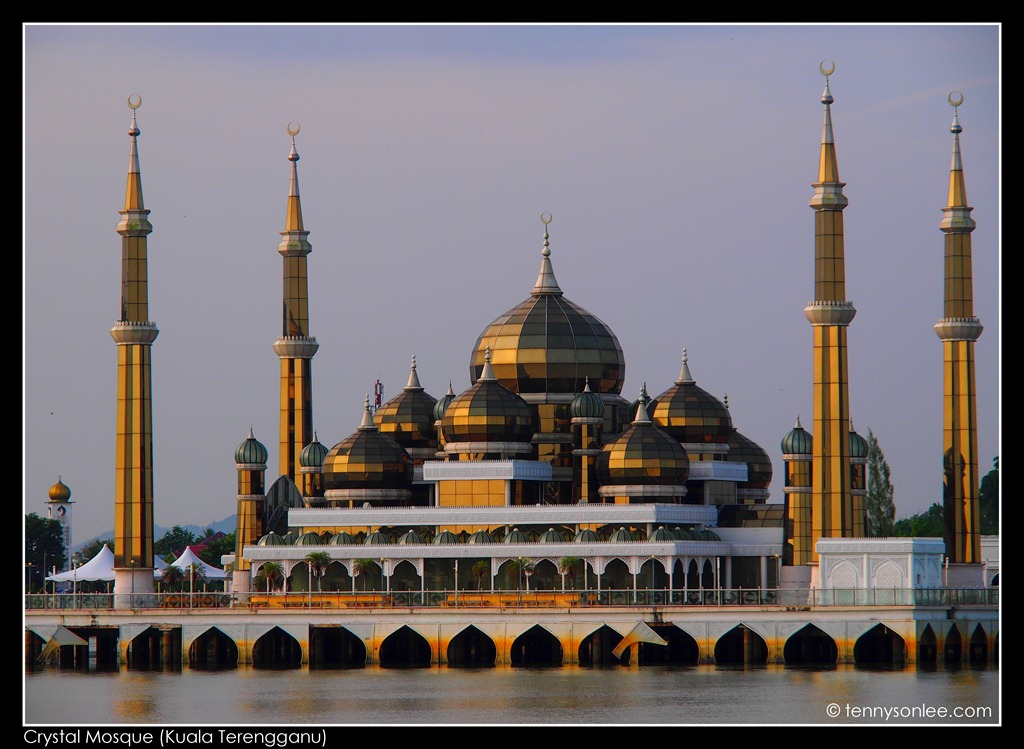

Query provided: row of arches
[27,621,996,671]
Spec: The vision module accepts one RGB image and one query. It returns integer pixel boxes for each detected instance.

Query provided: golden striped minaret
[273,123,318,486]
[803,62,857,560]
[111,95,158,603]
[935,92,983,565]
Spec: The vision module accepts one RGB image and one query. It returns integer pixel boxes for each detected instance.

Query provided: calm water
[24,663,1000,726]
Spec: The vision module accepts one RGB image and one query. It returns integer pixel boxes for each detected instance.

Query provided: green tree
[865,429,895,537]
[471,560,491,590]
[160,565,184,592]
[25,513,66,591]
[303,551,332,593]
[197,533,235,567]
[154,526,197,558]
[558,556,583,591]
[507,557,534,591]
[352,559,378,591]
[893,503,945,537]
[255,561,284,593]
[979,456,999,535]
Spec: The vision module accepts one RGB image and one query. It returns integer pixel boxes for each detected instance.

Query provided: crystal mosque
[28,66,998,670]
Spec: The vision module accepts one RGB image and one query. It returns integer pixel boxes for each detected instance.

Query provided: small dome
[433,382,456,422]
[319,531,334,543]
[648,526,675,542]
[650,351,732,444]
[364,529,392,545]
[48,477,71,502]
[374,355,439,449]
[300,432,329,468]
[323,397,413,491]
[328,531,358,546]
[573,528,600,543]
[537,528,565,543]
[570,378,605,419]
[468,530,495,544]
[597,398,690,487]
[442,348,534,445]
[781,416,813,455]
[295,531,323,546]
[697,529,721,542]
[235,427,268,465]
[257,532,286,546]
[398,529,425,545]
[503,527,530,544]
[433,529,461,545]
[469,217,625,395]
[671,527,693,541]
[726,423,773,490]
[849,424,869,458]
[608,528,636,543]
[281,532,298,545]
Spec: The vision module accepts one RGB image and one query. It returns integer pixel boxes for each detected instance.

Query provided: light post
[189,565,194,609]
[25,562,33,596]
[130,558,136,610]
[379,558,385,599]
[454,559,459,607]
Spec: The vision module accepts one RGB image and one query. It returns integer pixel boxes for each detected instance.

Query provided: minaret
[46,477,74,572]
[934,92,983,568]
[781,416,813,566]
[233,428,268,595]
[803,62,856,559]
[111,94,158,604]
[273,122,319,486]
[571,377,604,504]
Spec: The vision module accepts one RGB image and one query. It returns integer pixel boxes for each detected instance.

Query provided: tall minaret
[934,92,983,568]
[111,94,158,604]
[803,62,857,559]
[273,122,319,486]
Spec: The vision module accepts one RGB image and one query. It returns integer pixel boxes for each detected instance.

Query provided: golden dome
[651,350,732,444]
[374,355,438,449]
[597,400,690,487]
[469,217,624,395]
[323,397,413,491]
[48,476,71,502]
[442,348,534,446]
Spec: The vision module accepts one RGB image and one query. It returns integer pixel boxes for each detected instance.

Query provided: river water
[23,663,999,727]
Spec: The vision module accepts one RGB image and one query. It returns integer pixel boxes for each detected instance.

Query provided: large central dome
[470,217,625,395]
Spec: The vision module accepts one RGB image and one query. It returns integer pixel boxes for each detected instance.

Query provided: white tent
[45,544,169,583]
[166,546,227,579]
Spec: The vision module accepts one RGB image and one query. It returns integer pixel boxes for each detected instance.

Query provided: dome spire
[817,60,841,184]
[947,92,969,209]
[795,414,802,429]
[285,121,304,232]
[405,353,424,391]
[675,349,695,385]
[123,94,145,211]
[479,346,497,382]
[359,394,377,430]
[531,212,563,296]
[633,387,653,425]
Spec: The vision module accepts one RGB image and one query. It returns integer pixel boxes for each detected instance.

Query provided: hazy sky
[24,23,1000,546]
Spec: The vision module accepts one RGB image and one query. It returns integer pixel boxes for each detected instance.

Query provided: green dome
[364,529,392,545]
[433,382,456,422]
[324,399,413,491]
[257,532,286,546]
[570,379,605,419]
[849,426,869,458]
[235,428,268,465]
[433,529,461,545]
[468,530,495,544]
[608,528,636,543]
[300,432,329,468]
[281,532,297,545]
[295,531,322,546]
[781,417,813,455]
[503,528,530,544]
[537,528,566,543]
[650,352,731,444]
[648,526,675,542]
[398,529,425,545]
[48,477,71,502]
[374,356,439,450]
[573,528,600,543]
[470,225,625,395]
[328,531,358,546]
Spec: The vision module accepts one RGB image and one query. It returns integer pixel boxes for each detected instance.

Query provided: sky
[23,23,1001,546]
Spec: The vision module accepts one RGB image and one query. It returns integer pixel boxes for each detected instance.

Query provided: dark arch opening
[783,624,838,666]
[189,627,239,670]
[917,625,938,666]
[309,626,366,669]
[853,623,907,667]
[633,624,700,666]
[969,624,989,665]
[714,624,768,666]
[944,625,963,664]
[250,626,300,669]
[379,625,431,668]
[127,626,181,671]
[510,625,562,667]
[578,625,624,667]
[447,625,497,668]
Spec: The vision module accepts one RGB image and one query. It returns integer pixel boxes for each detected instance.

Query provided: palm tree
[255,561,284,594]
[185,562,207,596]
[304,551,332,593]
[352,558,377,591]
[471,560,491,591]
[160,565,184,592]
[507,557,534,591]
[558,556,583,591]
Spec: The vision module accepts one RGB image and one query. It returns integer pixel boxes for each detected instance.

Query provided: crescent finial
[948,91,964,108]
[819,59,835,77]
[287,121,301,137]
[541,212,552,225]
[127,94,142,110]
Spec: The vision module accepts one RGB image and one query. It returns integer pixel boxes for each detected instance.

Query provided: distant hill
[72,515,236,553]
